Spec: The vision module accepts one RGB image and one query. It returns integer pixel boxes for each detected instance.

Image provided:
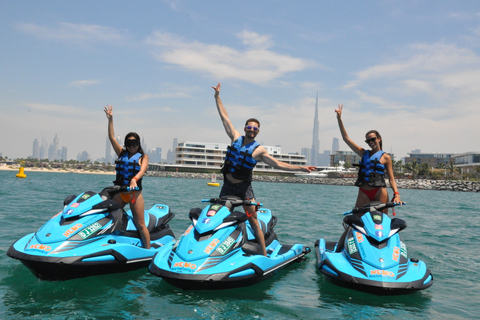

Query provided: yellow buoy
[16,167,27,178]
[207,182,220,187]
[207,173,220,187]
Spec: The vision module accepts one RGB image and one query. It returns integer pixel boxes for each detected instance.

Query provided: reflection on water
[1,172,479,319]
[1,267,149,319]
[315,275,432,320]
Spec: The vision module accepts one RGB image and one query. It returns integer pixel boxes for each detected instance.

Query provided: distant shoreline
[3,166,479,192]
[0,165,114,175]
[146,171,480,193]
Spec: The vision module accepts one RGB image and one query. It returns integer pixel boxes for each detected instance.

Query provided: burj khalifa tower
[310,92,320,166]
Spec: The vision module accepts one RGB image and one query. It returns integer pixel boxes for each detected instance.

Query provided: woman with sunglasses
[335,104,401,209]
[104,105,151,249]
[213,83,316,256]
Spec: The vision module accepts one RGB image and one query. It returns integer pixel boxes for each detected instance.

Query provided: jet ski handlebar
[100,185,140,199]
[343,201,405,216]
[201,197,263,209]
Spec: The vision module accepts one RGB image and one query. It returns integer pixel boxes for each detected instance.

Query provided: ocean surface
[0,171,478,320]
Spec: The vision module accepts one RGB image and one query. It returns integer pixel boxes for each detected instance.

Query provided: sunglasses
[125,139,140,147]
[245,125,259,131]
[365,137,377,144]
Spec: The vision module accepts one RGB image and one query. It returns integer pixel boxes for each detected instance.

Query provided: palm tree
[393,160,403,175]
[419,162,430,176]
[475,166,480,179]
[410,161,419,178]
[446,161,456,178]
[343,161,352,171]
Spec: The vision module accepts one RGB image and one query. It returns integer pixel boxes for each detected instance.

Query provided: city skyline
[1,2,479,161]
[21,134,164,164]
[5,129,471,166]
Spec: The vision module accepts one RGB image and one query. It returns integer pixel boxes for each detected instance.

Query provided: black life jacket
[114,151,143,190]
[221,136,260,182]
[354,150,386,187]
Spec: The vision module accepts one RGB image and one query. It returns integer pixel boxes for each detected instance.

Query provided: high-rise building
[310,92,320,166]
[141,136,147,154]
[52,134,59,161]
[77,151,90,162]
[60,146,68,161]
[167,138,178,164]
[301,147,311,164]
[147,147,162,164]
[332,137,339,153]
[39,138,47,159]
[105,136,112,164]
[32,138,39,159]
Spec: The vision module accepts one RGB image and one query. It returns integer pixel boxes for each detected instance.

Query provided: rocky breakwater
[146,171,480,193]
[395,179,480,192]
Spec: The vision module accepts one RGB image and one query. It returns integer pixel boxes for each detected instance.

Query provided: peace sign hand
[335,104,343,119]
[104,105,113,119]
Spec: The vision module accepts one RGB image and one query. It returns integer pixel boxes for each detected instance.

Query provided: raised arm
[256,147,316,172]
[212,83,241,142]
[335,104,363,156]
[104,105,123,157]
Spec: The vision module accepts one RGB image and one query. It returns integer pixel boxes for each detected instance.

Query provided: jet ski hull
[315,239,433,295]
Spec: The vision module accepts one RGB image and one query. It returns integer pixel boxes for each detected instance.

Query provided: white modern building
[149,141,307,173]
[452,151,480,174]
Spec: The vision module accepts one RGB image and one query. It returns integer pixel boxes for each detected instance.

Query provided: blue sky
[1,1,479,162]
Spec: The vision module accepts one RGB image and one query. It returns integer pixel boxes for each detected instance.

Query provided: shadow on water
[144,260,309,319]
[2,173,478,319]
[147,261,308,300]
[315,271,433,319]
[1,265,152,319]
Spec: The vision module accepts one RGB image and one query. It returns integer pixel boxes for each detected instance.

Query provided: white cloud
[146,31,309,84]
[23,102,87,117]
[237,30,273,50]
[15,22,128,45]
[68,80,100,89]
[401,79,434,93]
[126,91,189,102]
[344,43,480,89]
[354,91,416,110]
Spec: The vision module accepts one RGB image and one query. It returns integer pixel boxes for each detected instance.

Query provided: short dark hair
[245,118,260,128]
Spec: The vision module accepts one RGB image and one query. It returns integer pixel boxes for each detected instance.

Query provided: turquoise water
[1,171,478,319]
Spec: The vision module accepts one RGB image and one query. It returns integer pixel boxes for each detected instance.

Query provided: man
[212,83,316,256]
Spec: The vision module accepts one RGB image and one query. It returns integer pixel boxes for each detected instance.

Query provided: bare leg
[245,204,266,256]
[130,191,150,249]
[355,188,371,208]
[375,187,389,214]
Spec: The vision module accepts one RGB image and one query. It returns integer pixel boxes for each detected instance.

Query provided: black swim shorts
[219,179,255,200]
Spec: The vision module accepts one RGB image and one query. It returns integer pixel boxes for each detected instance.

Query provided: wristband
[393,192,400,195]
[132,176,139,182]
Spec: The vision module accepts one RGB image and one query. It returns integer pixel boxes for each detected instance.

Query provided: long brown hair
[124,132,145,155]
[366,130,382,150]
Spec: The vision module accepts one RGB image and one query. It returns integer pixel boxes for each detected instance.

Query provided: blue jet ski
[149,196,310,290]
[315,201,433,295]
[7,185,176,281]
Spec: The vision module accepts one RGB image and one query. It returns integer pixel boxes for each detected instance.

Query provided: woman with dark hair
[104,105,150,249]
[335,104,402,208]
